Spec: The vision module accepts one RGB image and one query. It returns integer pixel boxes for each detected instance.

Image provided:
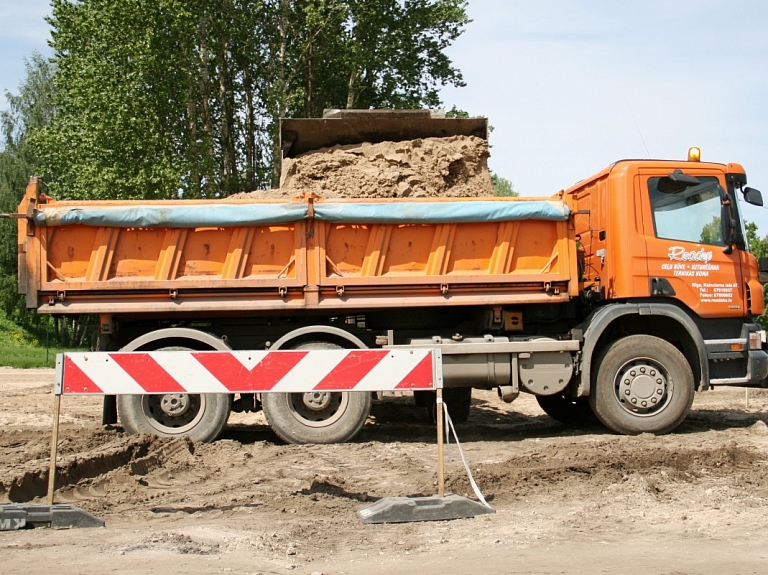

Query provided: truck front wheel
[590,335,694,435]
[262,341,372,444]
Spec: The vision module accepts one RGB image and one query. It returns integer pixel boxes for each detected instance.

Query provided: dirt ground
[2,367,768,575]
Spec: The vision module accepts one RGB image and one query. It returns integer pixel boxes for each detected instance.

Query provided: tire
[426,387,473,424]
[117,346,231,443]
[589,335,694,435]
[262,342,372,444]
[536,392,597,426]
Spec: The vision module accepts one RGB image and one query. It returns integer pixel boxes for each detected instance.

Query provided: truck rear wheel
[590,335,694,435]
[117,346,231,443]
[262,342,372,444]
[536,393,596,426]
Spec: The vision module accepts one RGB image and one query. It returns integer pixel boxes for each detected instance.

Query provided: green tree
[1,53,94,347]
[745,221,768,328]
[444,105,469,119]
[746,221,768,257]
[39,0,470,198]
[492,173,518,197]
[0,53,55,329]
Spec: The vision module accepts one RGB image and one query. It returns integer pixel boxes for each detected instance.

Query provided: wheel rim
[142,393,206,434]
[613,357,673,417]
[287,391,349,428]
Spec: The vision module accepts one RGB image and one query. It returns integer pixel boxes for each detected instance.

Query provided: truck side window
[648,176,724,246]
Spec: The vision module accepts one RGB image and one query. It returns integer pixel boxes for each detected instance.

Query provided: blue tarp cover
[33,200,569,228]
[33,203,310,228]
[313,201,569,223]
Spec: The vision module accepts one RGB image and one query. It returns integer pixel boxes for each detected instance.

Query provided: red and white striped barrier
[56,349,442,395]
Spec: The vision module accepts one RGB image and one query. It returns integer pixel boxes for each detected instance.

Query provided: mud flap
[0,504,104,530]
[357,494,494,524]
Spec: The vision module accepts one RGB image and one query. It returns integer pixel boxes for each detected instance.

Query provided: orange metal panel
[242,225,299,278]
[488,221,519,275]
[85,227,119,282]
[26,195,577,313]
[426,224,456,276]
[321,220,568,280]
[154,229,188,281]
[47,227,95,280]
[360,225,393,277]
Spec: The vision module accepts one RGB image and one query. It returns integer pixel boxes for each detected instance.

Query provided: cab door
[638,168,745,318]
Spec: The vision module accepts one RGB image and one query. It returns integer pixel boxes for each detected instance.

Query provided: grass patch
[0,345,75,368]
[0,316,79,368]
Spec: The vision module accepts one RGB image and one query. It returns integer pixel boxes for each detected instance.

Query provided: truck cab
[565,153,768,397]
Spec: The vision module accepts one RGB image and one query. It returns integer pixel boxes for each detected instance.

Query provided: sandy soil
[2,367,768,575]
[229,136,495,200]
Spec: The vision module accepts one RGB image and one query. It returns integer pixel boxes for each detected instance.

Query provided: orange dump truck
[15,115,768,444]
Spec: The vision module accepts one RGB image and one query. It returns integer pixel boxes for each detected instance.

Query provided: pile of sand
[231,135,495,200]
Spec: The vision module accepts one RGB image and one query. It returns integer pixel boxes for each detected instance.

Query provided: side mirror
[759,257,768,284]
[744,187,763,207]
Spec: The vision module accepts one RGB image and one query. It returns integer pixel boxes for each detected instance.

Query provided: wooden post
[47,394,62,506]
[436,388,445,498]
[746,388,750,409]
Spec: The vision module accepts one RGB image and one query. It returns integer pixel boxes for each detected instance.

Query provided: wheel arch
[116,328,232,442]
[262,326,371,444]
[577,303,708,396]
[121,327,231,352]
[103,328,231,426]
[270,325,367,350]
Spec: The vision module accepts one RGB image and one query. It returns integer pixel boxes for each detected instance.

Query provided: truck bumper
[746,349,768,386]
[706,325,768,387]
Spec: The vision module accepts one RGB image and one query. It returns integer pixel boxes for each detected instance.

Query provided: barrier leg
[357,383,494,524]
[0,361,107,530]
[47,394,61,505]
[436,388,445,498]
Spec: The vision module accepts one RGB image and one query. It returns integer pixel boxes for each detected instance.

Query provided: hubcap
[159,393,191,417]
[143,393,206,434]
[302,391,333,411]
[288,392,348,428]
[614,358,672,417]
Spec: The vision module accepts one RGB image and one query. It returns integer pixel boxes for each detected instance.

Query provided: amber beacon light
[688,147,701,162]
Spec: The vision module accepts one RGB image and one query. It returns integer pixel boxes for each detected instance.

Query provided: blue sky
[3,0,768,233]
[441,1,768,233]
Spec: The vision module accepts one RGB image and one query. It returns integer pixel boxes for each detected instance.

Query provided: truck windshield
[648,176,724,246]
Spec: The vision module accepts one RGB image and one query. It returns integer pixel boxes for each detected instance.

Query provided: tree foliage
[37,0,470,199]
[492,173,518,197]
[745,221,768,329]
[1,1,469,340]
[0,53,55,331]
[0,54,91,346]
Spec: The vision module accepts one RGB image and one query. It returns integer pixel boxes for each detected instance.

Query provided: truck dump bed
[18,180,575,315]
[280,108,488,158]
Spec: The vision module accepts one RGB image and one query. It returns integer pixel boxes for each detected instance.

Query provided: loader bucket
[280,109,488,158]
